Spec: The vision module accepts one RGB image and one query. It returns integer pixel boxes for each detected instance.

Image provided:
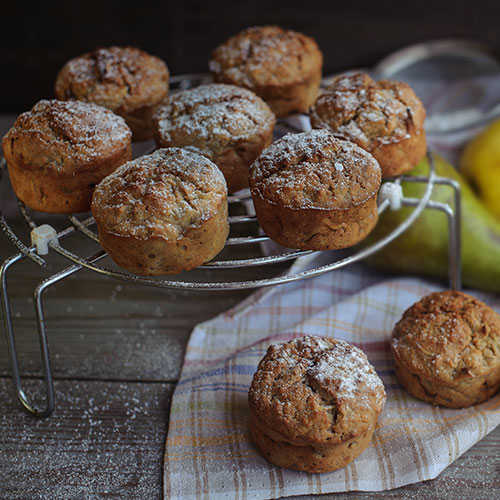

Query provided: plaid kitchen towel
[163,273,500,499]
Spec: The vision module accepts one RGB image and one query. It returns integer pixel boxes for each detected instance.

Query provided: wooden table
[0,116,498,499]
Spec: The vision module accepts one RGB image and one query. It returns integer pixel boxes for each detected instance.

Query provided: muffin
[2,99,132,213]
[91,148,228,275]
[55,46,169,141]
[153,84,276,193]
[391,291,500,408]
[248,335,386,473]
[310,72,426,177]
[249,129,382,250]
[210,26,323,117]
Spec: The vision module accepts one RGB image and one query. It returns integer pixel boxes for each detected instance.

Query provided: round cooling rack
[0,73,462,416]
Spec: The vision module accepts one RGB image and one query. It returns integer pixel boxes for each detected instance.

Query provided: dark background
[1,0,499,112]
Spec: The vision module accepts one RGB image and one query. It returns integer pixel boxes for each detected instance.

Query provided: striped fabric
[163,272,500,499]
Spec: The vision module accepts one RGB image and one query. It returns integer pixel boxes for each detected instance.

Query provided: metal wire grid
[0,74,462,417]
[0,152,460,291]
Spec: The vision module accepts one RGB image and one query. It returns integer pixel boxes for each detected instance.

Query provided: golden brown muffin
[2,99,132,213]
[91,148,229,275]
[391,291,500,408]
[310,72,426,177]
[249,129,382,250]
[55,46,169,141]
[209,26,323,117]
[248,335,386,473]
[153,84,276,193]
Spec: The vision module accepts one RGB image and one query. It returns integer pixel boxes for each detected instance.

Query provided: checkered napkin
[163,272,500,499]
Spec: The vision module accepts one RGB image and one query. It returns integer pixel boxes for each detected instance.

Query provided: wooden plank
[0,377,173,499]
[0,216,289,382]
[1,375,498,499]
[0,261,256,381]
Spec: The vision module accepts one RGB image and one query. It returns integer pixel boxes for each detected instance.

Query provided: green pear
[363,154,500,292]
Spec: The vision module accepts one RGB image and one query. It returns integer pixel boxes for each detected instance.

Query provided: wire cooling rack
[0,74,462,417]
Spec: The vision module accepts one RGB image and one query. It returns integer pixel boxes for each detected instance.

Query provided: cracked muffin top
[209,26,322,88]
[248,336,386,446]
[392,291,500,384]
[249,129,381,210]
[310,72,425,151]
[55,46,169,115]
[152,84,275,155]
[91,148,227,241]
[2,99,131,175]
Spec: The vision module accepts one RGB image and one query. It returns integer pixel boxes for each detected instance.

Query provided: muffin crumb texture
[210,26,323,116]
[92,148,228,275]
[154,84,274,145]
[249,129,381,250]
[153,84,275,192]
[2,99,132,213]
[55,47,169,114]
[3,99,131,172]
[248,335,385,472]
[392,291,500,408]
[55,46,169,140]
[92,148,227,240]
[250,129,381,210]
[210,26,321,87]
[310,72,426,177]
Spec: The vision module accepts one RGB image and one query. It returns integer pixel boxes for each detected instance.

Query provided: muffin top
[209,26,322,88]
[55,46,169,114]
[310,72,425,151]
[249,129,381,210]
[153,84,275,155]
[249,335,386,446]
[392,291,500,384]
[2,99,131,175]
[91,148,227,241]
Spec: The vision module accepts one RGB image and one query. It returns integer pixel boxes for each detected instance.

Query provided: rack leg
[404,199,461,290]
[441,178,462,291]
[400,175,462,291]
[1,254,55,417]
[1,255,94,417]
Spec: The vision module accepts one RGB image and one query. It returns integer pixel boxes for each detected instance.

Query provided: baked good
[91,148,228,275]
[2,99,132,213]
[55,46,169,141]
[209,26,323,117]
[391,291,500,408]
[248,335,386,473]
[310,72,426,177]
[249,129,382,250]
[153,84,276,192]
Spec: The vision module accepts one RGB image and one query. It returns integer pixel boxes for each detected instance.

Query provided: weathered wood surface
[0,115,499,499]
[0,378,174,499]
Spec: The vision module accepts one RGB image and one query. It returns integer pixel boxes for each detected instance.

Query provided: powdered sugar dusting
[154,84,275,150]
[210,26,321,88]
[249,129,381,209]
[55,46,169,114]
[311,72,424,149]
[308,339,385,406]
[91,148,227,240]
[271,336,384,406]
[4,99,131,174]
[251,335,386,440]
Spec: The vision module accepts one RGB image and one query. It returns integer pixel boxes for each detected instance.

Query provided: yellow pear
[461,118,500,220]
